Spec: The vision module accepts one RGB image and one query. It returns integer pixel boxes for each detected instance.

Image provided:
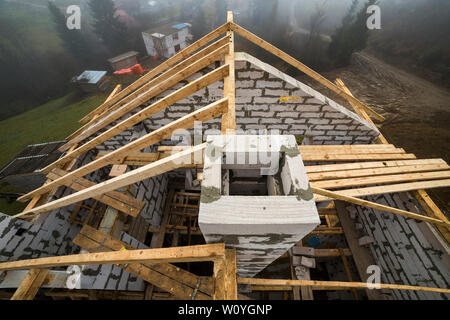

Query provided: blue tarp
[172,23,188,30]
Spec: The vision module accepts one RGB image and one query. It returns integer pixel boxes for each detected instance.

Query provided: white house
[142,22,192,59]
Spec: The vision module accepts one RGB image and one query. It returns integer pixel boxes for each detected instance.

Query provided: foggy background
[0,0,448,120]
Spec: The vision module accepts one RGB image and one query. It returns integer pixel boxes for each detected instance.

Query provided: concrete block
[358,235,374,246]
[292,246,315,256]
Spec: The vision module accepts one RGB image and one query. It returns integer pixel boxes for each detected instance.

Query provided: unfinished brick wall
[138,52,379,145]
[339,192,450,300]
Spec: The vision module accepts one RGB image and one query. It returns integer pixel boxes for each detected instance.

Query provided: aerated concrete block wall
[340,192,450,300]
[137,52,379,145]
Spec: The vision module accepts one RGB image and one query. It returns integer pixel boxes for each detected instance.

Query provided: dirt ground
[298,52,450,215]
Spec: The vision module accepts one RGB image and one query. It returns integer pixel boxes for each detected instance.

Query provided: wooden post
[224,249,237,300]
[10,269,49,300]
[221,11,236,134]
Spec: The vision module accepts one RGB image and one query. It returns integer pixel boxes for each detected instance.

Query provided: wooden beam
[45,64,229,171]
[224,248,238,300]
[238,278,450,295]
[231,22,385,122]
[314,179,450,202]
[18,98,227,203]
[78,23,229,124]
[221,11,236,134]
[302,153,416,162]
[15,144,207,219]
[0,243,225,272]
[74,225,214,300]
[308,162,449,181]
[312,186,450,228]
[62,43,229,152]
[311,170,450,189]
[306,159,446,174]
[335,79,449,243]
[46,168,145,217]
[10,269,49,300]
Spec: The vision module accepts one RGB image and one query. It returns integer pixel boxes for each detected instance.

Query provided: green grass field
[0,91,106,215]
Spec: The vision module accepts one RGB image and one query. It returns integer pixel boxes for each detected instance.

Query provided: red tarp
[113,64,146,76]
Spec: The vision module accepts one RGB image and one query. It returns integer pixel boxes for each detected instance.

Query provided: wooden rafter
[0,243,225,271]
[238,278,450,295]
[10,269,49,300]
[45,64,230,171]
[221,11,236,134]
[312,186,450,227]
[18,98,227,203]
[61,43,230,152]
[336,79,450,243]
[78,23,229,124]
[15,144,207,219]
[230,22,385,122]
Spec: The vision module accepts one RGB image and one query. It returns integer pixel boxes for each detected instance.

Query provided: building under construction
[0,12,449,301]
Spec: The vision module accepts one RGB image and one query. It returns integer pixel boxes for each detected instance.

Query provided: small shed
[0,141,66,192]
[107,51,140,71]
[72,70,109,93]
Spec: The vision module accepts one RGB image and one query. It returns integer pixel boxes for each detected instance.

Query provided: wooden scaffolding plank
[238,278,450,295]
[300,147,406,155]
[62,43,230,152]
[231,22,385,122]
[311,170,450,189]
[73,225,214,299]
[10,269,49,300]
[301,153,416,162]
[305,159,446,174]
[314,179,450,202]
[308,163,450,181]
[221,11,236,134]
[79,23,229,124]
[46,64,229,171]
[15,144,207,219]
[18,98,227,203]
[46,168,145,217]
[336,79,450,243]
[312,186,450,227]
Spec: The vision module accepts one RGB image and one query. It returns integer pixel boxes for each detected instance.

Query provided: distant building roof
[107,51,140,64]
[74,70,107,84]
[0,141,66,178]
[143,21,190,37]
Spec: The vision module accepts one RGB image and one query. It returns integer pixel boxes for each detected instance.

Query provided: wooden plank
[305,159,446,174]
[314,179,450,202]
[78,23,229,124]
[311,170,450,189]
[301,153,416,162]
[299,144,397,150]
[224,248,237,300]
[47,65,229,171]
[337,79,450,243]
[308,163,450,181]
[46,168,145,217]
[10,269,49,300]
[213,257,226,300]
[238,278,450,295]
[300,147,405,155]
[312,186,450,227]
[15,144,207,219]
[74,225,215,299]
[231,22,385,122]
[18,98,227,203]
[412,189,450,243]
[0,243,225,272]
[339,248,358,300]
[221,11,236,134]
[61,43,230,152]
